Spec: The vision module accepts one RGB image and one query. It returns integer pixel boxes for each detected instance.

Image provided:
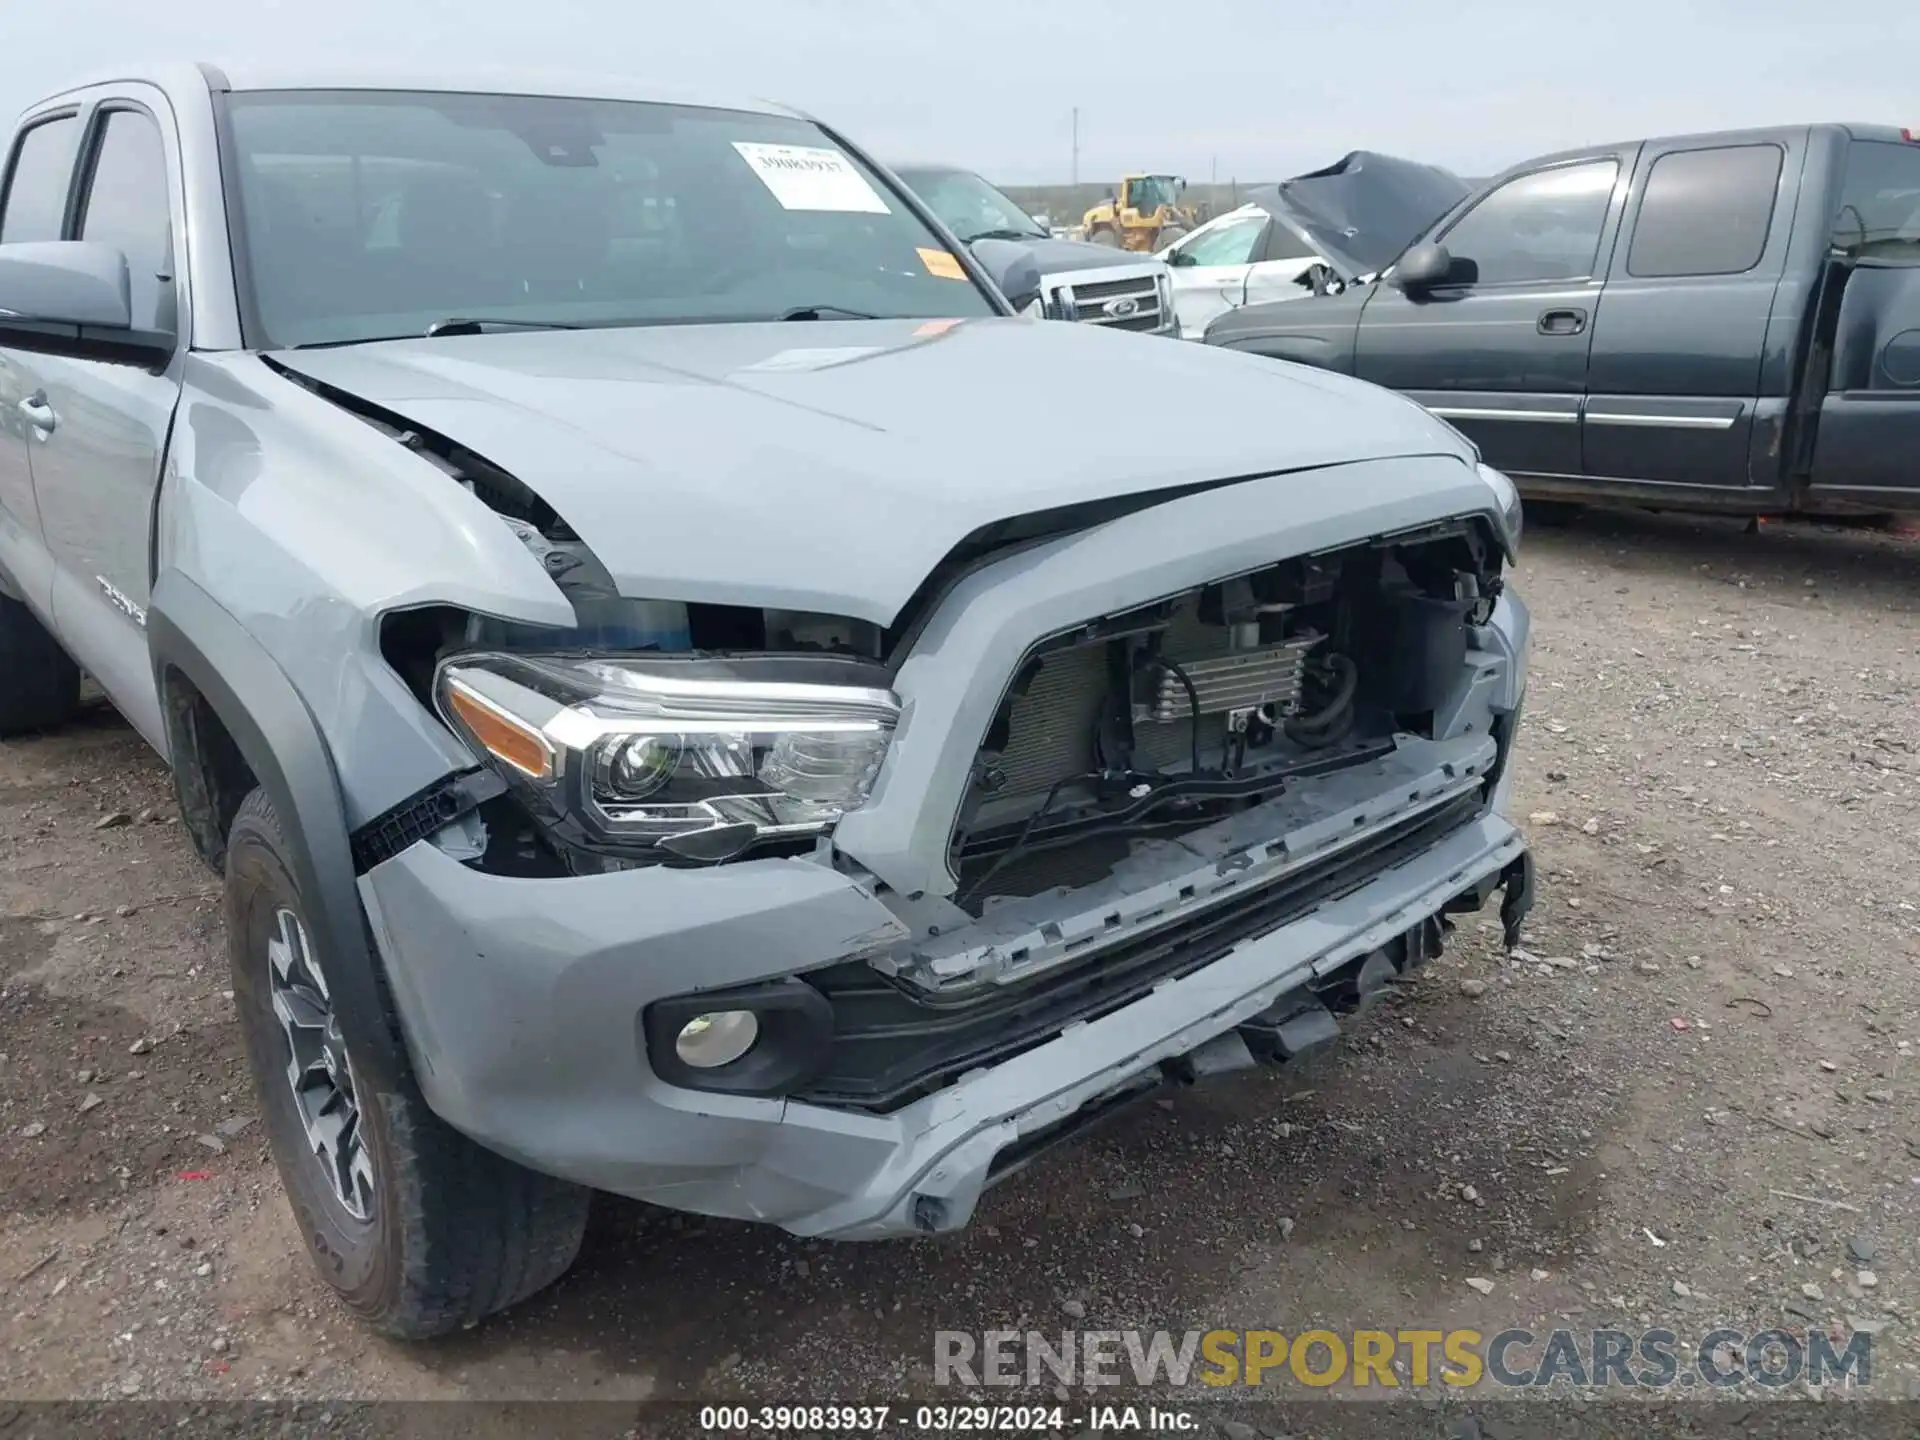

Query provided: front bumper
[359,453,1529,1237]
[360,806,1529,1239]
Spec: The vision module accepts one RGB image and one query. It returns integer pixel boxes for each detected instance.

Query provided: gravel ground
[2,509,1919,1426]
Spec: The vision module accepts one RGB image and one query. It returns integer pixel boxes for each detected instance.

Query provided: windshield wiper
[962,227,1045,243]
[778,305,881,321]
[422,317,583,337]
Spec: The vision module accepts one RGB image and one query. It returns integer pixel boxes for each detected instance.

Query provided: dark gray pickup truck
[1206,125,1920,519]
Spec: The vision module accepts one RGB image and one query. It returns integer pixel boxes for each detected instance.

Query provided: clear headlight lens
[1477,462,1523,553]
[437,652,899,862]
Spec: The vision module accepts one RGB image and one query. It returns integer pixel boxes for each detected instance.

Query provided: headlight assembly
[1477,462,1524,554]
[437,652,899,865]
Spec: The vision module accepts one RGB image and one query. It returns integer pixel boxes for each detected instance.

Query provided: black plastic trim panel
[794,788,1487,1113]
[348,768,506,874]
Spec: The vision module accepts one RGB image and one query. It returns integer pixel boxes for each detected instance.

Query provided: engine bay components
[950,522,1501,909]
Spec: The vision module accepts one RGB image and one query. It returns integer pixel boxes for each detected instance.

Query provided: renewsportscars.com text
[934,1327,1874,1390]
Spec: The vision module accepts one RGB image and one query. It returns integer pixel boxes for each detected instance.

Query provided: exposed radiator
[991,605,1319,799]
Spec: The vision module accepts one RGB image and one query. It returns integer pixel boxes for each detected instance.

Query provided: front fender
[146,569,407,1080]
[1203,287,1370,374]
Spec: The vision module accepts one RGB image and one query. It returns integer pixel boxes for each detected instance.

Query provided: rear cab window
[1626,144,1783,278]
[0,114,81,243]
[1834,139,1920,263]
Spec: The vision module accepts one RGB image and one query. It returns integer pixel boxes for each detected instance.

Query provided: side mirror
[1392,242,1457,293]
[0,241,173,368]
[1164,246,1195,267]
[965,237,1044,313]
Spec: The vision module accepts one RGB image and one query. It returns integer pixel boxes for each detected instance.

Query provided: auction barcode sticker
[733,142,891,213]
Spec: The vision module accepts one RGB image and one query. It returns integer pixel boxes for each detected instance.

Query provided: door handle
[1537,308,1588,336]
[18,394,55,433]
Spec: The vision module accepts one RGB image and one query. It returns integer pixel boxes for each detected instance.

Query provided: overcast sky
[0,0,1910,184]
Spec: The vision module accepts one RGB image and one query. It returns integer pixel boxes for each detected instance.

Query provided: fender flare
[145,569,407,1079]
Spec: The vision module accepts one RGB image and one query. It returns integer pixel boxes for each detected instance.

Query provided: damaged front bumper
[359,801,1531,1239]
[356,452,1532,1236]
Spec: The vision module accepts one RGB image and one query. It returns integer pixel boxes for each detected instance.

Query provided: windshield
[223,90,999,347]
[1130,177,1179,211]
[894,166,1047,242]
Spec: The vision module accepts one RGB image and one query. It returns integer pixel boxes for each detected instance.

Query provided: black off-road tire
[225,787,591,1338]
[1088,225,1122,248]
[0,593,81,735]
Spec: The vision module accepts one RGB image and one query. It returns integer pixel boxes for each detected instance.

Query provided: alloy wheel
[265,906,376,1220]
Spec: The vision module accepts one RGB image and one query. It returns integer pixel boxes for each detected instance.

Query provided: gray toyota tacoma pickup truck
[0,63,1533,1337]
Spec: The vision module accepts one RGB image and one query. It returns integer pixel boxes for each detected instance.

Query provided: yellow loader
[1081,174,1198,252]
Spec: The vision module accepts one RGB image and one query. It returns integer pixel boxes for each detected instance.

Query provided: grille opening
[948,526,1500,915]
[1044,271,1165,330]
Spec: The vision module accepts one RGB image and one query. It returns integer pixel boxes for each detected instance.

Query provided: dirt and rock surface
[3,510,1919,1424]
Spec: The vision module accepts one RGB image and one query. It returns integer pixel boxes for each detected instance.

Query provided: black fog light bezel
[641,978,835,1097]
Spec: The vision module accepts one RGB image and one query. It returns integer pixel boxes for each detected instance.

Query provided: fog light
[674,1011,759,1068]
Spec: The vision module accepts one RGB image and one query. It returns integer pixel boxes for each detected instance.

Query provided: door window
[0,115,81,243]
[76,109,174,331]
[1438,160,1618,285]
[1833,140,1920,263]
[1627,145,1782,278]
[1180,214,1266,267]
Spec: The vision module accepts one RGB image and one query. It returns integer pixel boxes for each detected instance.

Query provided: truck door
[1808,136,1920,506]
[1583,138,1798,494]
[0,107,84,621]
[20,90,186,750]
[1353,153,1629,479]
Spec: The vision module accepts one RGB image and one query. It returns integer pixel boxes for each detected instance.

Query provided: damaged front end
[337,384,1530,1227]
[777,520,1533,1115]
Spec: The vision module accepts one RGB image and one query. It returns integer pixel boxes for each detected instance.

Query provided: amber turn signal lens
[446,682,554,780]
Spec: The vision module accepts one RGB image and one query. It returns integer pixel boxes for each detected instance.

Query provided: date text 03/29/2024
[697,1405,1196,1432]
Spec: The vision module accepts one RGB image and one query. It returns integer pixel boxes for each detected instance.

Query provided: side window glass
[1438,160,1618,285]
[1627,145,1782,278]
[1834,140,1920,264]
[0,116,81,244]
[1184,216,1265,267]
[77,109,174,330]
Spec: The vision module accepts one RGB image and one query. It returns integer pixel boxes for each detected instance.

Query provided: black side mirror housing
[965,237,1044,313]
[1393,242,1456,293]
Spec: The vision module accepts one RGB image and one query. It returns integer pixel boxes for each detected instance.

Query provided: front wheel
[1087,225,1121,247]
[225,788,590,1337]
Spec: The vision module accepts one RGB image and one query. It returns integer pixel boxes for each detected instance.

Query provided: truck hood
[1011,234,1161,275]
[1262,152,1471,279]
[272,317,1473,626]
